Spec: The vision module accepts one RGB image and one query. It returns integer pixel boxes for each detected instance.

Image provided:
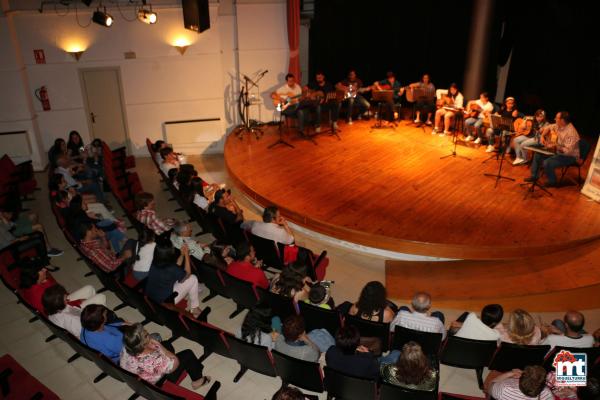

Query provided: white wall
[0,0,289,167]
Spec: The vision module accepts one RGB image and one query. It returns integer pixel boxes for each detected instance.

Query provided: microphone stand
[236,70,267,140]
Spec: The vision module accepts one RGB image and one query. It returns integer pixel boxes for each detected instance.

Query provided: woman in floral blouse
[120,323,210,389]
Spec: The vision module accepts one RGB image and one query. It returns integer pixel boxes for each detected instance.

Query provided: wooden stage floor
[225,120,600,260]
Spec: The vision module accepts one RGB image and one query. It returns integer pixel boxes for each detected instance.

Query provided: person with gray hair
[120,323,211,388]
[389,292,446,338]
[170,221,211,261]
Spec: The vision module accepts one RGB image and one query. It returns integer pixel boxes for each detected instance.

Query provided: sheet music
[523,145,555,156]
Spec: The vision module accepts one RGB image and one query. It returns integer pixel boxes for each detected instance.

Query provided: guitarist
[484,96,520,153]
[525,111,580,188]
[512,109,548,165]
[271,73,308,136]
[433,83,464,136]
[463,92,494,143]
[335,69,371,125]
[305,71,339,132]
[409,73,436,126]
[372,71,404,122]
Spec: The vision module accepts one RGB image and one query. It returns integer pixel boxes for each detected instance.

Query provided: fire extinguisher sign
[33,49,46,64]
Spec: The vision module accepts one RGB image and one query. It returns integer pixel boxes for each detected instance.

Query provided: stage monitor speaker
[182,0,210,33]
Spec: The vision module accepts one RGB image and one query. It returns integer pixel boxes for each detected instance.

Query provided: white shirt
[170,234,210,260]
[276,83,302,98]
[475,99,494,119]
[437,89,464,109]
[132,242,156,273]
[160,161,179,175]
[193,194,209,211]
[390,310,446,339]
[455,312,500,341]
[49,305,82,338]
[542,334,594,349]
[55,166,80,188]
[490,377,553,400]
[249,221,294,245]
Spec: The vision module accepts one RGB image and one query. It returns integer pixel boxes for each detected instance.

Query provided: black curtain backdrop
[309,0,474,93]
[310,0,599,136]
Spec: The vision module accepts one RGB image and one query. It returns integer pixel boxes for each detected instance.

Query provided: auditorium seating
[344,314,391,353]
[323,366,378,400]
[227,336,276,383]
[487,342,550,372]
[391,326,443,357]
[379,381,439,400]
[439,336,498,389]
[271,349,325,393]
[298,301,342,337]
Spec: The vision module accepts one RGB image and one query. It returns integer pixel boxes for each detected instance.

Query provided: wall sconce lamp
[68,50,84,61]
[174,45,189,55]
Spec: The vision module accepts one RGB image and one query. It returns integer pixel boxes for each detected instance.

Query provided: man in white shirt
[170,222,210,261]
[463,92,494,144]
[488,366,553,400]
[159,147,180,175]
[271,73,308,135]
[243,206,294,245]
[390,292,446,339]
[452,304,503,341]
[543,310,595,349]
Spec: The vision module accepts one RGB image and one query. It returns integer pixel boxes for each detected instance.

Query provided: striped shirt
[546,123,580,159]
[490,377,553,400]
[80,238,124,272]
[390,310,446,339]
[136,209,174,235]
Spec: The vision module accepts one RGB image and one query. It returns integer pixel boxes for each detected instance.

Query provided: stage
[225,120,600,259]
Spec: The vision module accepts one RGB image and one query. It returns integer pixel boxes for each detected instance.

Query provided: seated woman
[348,281,395,323]
[152,140,168,164]
[66,130,86,163]
[184,177,210,211]
[42,284,106,337]
[274,314,334,360]
[49,173,96,205]
[380,341,437,391]
[238,306,281,349]
[66,194,127,252]
[208,189,244,243]
[135,192,176,236]
[80,304,125,363]
[120,323,211,388]
[19,258,101,314]
[495,308,542,345]
[270,263,312,303]
[325,324,380,380]
[144,240,203,318]
[132,229,156,281]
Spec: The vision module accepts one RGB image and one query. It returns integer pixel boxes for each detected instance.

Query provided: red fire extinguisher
[35,86,51,111]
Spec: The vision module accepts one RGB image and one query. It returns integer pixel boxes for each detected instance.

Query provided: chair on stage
[559,138,592,186]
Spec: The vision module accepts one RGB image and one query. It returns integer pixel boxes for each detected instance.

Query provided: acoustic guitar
[513,116,534,137]
[272,92,303,111]
[307,89,338,104]
[541,128,558,148]
[436,94,454,108]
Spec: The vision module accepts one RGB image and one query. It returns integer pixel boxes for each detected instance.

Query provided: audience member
[380,341,437,391]
[226,241,269,289]
[209,189,244,243]
[187,176,210,210]
[348,281,395,323]
[145,241,204,318]
[270,264,311,302]
[488,366,553,400]
[390,292,446,338]
[243,206,294,245]
[170,221,211,261]
[80,304,125,363]
[120,323,211,388]
[543,310,595,348]
[274,315,334,361]
[66,130,85,161]
[238,306,280,349]
[134,192,176,236]
[304,282,334,309]
[495,309,542,345]
[0,206,62,256]
[451,304,504,340]
[151,140,168,164]
[325,325,379,380]
[132,229,156,281]
[78,222,135,274]
[42,284,106,337]
[48,138,68,168]
[55,155,105,202]
[159,147,180,175]
[271,387,306,400]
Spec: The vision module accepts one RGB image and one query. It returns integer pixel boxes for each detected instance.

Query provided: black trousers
[161,343,204,382]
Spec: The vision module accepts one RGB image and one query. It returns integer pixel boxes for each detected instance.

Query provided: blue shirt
[377,79,403,101]
[81,323,124,363]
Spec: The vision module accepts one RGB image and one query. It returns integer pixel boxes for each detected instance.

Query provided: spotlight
[92,8,113,27]
[138,8,157,24]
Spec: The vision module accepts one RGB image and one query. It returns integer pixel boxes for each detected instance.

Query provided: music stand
[235,72,266,140]
[269,110,294,149]
[370,90,396,131]
[440,110,471,161]
[483,115,515,188]
[411,88,432,133]
[519,145,553,198]
[317,98,342,140]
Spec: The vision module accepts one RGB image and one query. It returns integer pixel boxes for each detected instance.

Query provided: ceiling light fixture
[138,8,157,24]
[92,7,113,27]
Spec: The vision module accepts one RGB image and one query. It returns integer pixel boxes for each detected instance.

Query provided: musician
[512,109,549,165]
[484,97,520,153]
[433,83,464,136]
[409,74,436,126]
[463,92,494,143]
[525,111,580,188]
[372,71,404,122]
[271,73,308,135]
[305,71,339,132]
[335,69,371,125]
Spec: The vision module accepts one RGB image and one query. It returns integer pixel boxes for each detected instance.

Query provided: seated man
[543,310,595,349]
[159,147,181,175]
[242,206,294,245]
[170,221,211,261]
[335,69,371,124]
[274,315,333,362]
[135,192,176,236]
[78,222,134,274]
[271,73,308,135]
[304,71,340,132]
[525,111,580,188]
[487,366,553,400]
[0,206,62,256]
[55,155,105,203]
[450,303,503,340]
[209,189,244,244]
[389,292,446,338]
[325,324,380,380]
[225,241,269,289]
[372,71,404,123]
